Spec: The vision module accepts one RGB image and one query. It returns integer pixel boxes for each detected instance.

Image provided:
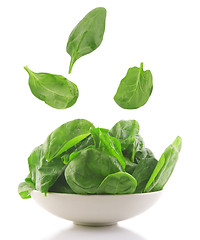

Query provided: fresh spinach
[114,63,153,109]
[65,147,124,194]
[44,119,94,161]
[90,128,126,169]
[18,119,182,198]
[145,136,182,192]
[97,172,137,194]
[66,7,107,73]
[24,66,78,109]
[132,157,157,193]
[18,182,34,199]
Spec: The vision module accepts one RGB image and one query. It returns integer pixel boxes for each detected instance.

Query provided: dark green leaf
[97,172,137,194]
[114,63,153,109]
[125,157,137,175]
[24,66,79,109]
[132,157,157,193]
[18,182,34,199]
[145,136,182,192]
[134,148,155,164]
[66,7,107,73]
[28,145,65,193]
[44,119,94,161]
[65,147,123,194]
[90,128,125,169]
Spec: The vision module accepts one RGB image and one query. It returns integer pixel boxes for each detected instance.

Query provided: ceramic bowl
[31,190,162,226]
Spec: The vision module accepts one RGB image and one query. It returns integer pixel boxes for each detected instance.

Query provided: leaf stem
[68,58,74,74]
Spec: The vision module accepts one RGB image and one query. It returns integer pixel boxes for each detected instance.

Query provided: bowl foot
[73,221,117,227]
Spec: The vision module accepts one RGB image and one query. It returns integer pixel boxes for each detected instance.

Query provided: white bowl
[31,190,162,226]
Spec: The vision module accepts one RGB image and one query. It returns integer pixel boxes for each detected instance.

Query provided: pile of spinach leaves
[18,119,182,199]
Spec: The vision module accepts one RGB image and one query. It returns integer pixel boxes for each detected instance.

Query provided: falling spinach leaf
[114,63,153,109]
[66,7,107,73]
[24,66,79,109]
[97,172,137,194]
[145,136,182,192]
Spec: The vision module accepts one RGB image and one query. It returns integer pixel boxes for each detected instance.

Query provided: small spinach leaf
[132,157,157,193]
[97,172,137,194]
[114,63,153,109]
[44,119,94,161]
[24,66,79,109]
[66,7,107,73]
[18,182,34,199]
[125,157,137,175]
[90,128,126,169]
[28,145,65,193]
[145,136,182,192]
[65,148,123,194]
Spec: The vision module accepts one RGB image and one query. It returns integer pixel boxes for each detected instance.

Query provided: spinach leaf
[66,7,107,73]
[18,182,34,199]
[114,63,153,109]
[24,66,79,109]
[145,136,182,192]
[65,147,123,194]
[49,170,75,194]
[109,120,140,151]
[90,128,126,169]
[25,174,35,189]
[44,119,94,161]
[28,144,65,193]
[125,157,137,175]
[132,157,157,193]
[97,172,137,194]
[134,148,155,164]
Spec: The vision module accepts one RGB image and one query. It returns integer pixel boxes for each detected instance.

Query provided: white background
[0,0,200,239]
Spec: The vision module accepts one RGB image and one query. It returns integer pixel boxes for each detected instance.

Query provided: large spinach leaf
[24,66,78,109]
[90,128,126,169]
[65,147,123,194]
[132,157,157,193]
[114,63,153,109]
[28,145,65,193]
[145,136,182,192]
[44,119,94,161]
[97,172,137,194]
[66,7,106,73]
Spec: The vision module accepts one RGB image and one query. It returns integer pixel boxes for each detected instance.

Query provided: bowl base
[73,222,117,227]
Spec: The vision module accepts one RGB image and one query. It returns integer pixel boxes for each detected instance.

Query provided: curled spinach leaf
[65,147,123,194]
[114,63,153,109]
[145,136,182,192]
[24,66,79,109]
[97,172,137,194]
[44,119,94,161]
[66,7,107,73]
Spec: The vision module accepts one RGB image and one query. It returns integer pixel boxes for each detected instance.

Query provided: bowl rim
[32,189,163,197]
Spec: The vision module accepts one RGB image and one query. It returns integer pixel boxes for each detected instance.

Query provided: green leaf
[109,120,140,151]
[18,182,34,199]
[28,145,65,193]
[124,157,137,175]
[65,148,123,194]
[66,7,107,73]
[49,169,75,194]
[44,119,94,161]
[24,66,79,109]
[90,128,126,169]
[114,63,153,109]
[97,172,137,194]
[145,136,182,192]
[132,157,157,193]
